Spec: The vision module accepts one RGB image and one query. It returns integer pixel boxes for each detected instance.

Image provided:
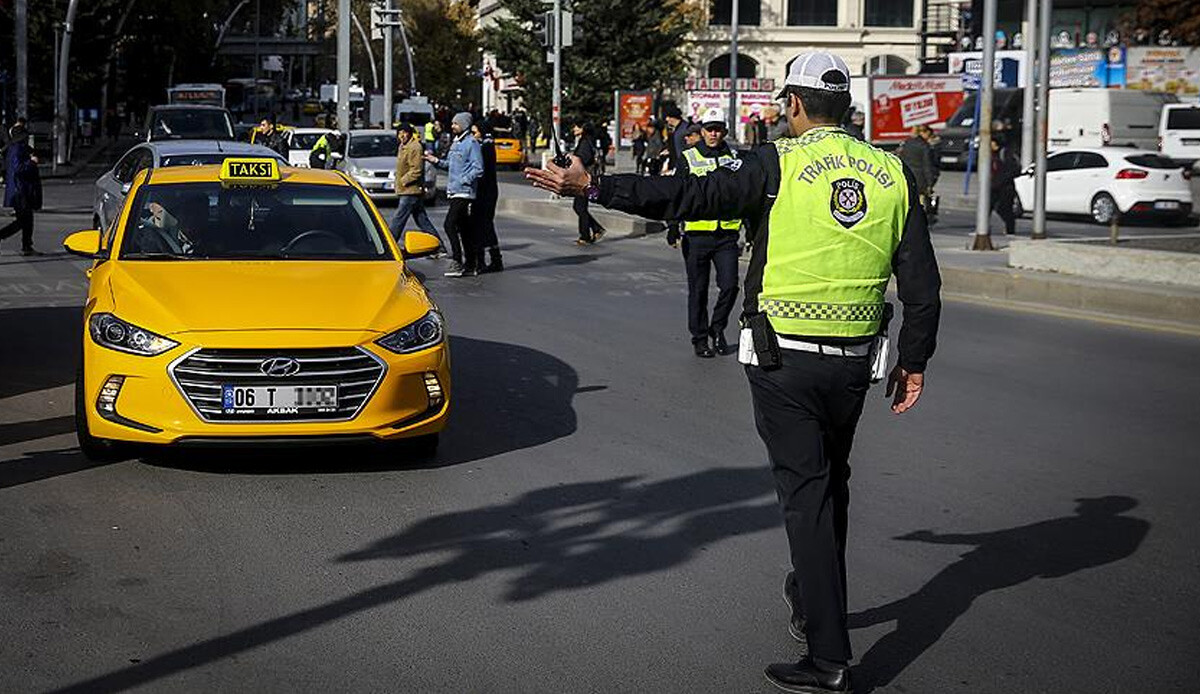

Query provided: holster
[747,313,782,370]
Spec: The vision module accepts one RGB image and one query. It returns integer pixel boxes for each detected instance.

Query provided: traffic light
[533,11,555,48]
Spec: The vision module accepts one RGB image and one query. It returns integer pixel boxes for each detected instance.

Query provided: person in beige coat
[390,124,442,245]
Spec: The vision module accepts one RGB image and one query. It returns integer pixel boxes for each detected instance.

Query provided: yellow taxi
[492,128,527,169]
[64,158,450,460]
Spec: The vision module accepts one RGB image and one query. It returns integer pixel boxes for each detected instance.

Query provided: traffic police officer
[669,107,742,358]
[527,51,941,693]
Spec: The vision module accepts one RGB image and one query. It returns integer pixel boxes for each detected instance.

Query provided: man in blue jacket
[425,112,483,277]
[1,122,43,256]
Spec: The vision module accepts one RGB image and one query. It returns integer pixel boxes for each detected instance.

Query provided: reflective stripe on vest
[683,147,740,233]
[759,127,908,338]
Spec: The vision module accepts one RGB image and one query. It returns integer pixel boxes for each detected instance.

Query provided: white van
[1159,103,1200,166]
[1049,88,1177,150]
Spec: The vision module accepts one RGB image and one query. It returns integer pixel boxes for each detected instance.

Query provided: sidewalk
[496,180,1200,335]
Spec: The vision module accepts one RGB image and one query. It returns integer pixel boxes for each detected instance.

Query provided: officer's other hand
[524,155,588,197]
[885,365,924,414]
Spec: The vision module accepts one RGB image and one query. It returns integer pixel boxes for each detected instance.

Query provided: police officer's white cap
[700,107,727,126]
[777,52,851,97]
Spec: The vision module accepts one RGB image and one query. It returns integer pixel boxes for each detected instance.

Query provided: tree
[482,0,703,125]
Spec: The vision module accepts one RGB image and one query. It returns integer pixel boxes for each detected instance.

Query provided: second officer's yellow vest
[759,127,909,338]
[683,147,741,233]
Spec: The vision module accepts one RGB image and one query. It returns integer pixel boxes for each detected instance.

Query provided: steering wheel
[280,229,343,254]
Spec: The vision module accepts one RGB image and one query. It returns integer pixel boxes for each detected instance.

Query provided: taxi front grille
[170,347,386,422]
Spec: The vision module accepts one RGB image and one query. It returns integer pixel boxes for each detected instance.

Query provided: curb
[42,142,114,180]
[497,197,664,238]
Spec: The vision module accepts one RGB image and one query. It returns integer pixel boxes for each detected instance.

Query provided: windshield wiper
[121,252,193,260]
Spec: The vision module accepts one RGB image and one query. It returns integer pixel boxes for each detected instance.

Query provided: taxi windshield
[119,182,392,261]
[348,134,398,158]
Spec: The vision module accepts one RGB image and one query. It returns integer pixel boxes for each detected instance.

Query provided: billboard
[616,91,654,148]
[1050,47,1127,88]
[1126,46,1200,99]
[869,76,967,144]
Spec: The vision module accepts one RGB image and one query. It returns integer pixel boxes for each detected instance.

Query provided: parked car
[1048,88,1177,151]
[492,128,528,169]
[283,127,334,167]
[139,104,236,142]
[93,140,285,230]
[1159,103,1200,167]
[1012,148,1193,225]
[936,88,1024,170]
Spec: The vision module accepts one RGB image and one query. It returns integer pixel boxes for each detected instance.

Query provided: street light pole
[552,0,562,140]
[337,0,351,130]
[971,0,997,251]
[55,0,80,167]
[728,0,739,137]
[383,0,394,127]
[15,0,27,119]
[1020,0,1037,167]
[1032,0,1052,239]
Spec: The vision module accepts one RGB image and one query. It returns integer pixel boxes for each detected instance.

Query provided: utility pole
[55,0,80,167]
[971,0,997,251]
[254,0,261,118]
[383,0,394,126]
[1020,0,1037,167]
[337,0,350,130]
[15,0,27,119]
[551,0,562,141]
[728,0,739,137]
[1032,0,1052,239]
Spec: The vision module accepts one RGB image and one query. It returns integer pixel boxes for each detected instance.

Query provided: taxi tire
[74,364,126,463]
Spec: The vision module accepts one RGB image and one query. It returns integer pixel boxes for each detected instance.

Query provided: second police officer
[669,107,743,359]
[527,51,942,693]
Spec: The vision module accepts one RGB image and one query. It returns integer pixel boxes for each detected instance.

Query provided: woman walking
[571,122,605,245]
[1,122,43,256]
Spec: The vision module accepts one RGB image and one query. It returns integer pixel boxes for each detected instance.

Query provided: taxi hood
[106,261,431,335]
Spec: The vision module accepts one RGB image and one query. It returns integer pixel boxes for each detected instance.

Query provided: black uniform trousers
[746,348,871,664]
[682,231,740,344]
[444,197,477,269]
[0,205,35,251]
[991,187,1016,235]
[471,189,502,266]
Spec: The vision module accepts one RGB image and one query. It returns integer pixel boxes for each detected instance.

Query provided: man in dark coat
[989,137,1020,235]
[1,123,43,256]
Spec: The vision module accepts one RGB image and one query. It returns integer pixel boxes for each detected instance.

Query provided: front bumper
[81,329,450,446]
[355,177,399,200]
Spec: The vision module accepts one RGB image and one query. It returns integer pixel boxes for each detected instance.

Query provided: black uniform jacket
[596,140,942,373]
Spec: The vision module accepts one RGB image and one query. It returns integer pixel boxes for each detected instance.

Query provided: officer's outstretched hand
[886,365,924,414]
[525,155,589,197]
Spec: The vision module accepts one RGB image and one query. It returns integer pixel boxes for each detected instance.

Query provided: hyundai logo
[260,357,301,378]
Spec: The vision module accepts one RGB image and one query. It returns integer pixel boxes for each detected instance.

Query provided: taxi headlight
[377,311,444,354]
[88,313,178,356]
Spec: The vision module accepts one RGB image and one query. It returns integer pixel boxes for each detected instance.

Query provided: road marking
[943,291,1200,338]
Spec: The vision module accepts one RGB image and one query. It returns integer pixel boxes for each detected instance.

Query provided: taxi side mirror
[402,231,441,259]
[63,230,102,258]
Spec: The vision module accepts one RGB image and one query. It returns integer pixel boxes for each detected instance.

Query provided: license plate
[940,155,957,163]
[221,385,338,415]
[1182,139,1200,145]
[1155,201,1180,210]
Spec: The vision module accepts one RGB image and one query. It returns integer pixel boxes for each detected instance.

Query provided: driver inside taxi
[136,194,209,256]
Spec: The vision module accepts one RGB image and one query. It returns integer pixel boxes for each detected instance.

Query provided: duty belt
[760,299,884,322]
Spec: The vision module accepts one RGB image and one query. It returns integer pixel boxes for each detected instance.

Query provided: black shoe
[485,259,504,273]
[21,248,43,257]
[443,262,468,277]
[783,571,807,644]
[693,340,715,358]
[765,658,853,693]
[711,330,730,355]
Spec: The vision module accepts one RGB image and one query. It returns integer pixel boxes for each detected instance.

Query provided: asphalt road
[1,175,1198,693]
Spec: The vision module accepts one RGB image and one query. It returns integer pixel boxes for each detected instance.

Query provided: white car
[1159,104,1200,167]
[92,140,286,231]
[282,127,333,167]
[336,129,399,202]
[1013,148,1194,225]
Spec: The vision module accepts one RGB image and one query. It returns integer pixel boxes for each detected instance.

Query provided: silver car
[92,140,285,230]
[336,129,400,202]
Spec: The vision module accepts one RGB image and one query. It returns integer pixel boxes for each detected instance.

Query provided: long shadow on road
[50,466,780,693]
[850,496,1149,692]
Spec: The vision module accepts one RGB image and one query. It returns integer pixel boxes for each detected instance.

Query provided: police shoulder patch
[830,178,867,229]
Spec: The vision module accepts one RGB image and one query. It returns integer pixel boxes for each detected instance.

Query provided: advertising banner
[686,91,727,121]
[869,76,967,143]
[948,50,1027,88]
[1126,46,1200,99]
[1050,47,1127,88]
[617,91,654,148]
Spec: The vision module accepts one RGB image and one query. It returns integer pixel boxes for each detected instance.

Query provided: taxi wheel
[74,364,126,462]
